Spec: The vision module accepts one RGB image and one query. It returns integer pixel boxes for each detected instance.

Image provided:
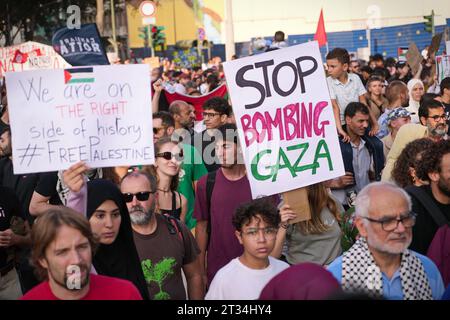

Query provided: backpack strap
[406,186,449,227]
[171,191,177,211]
[205,170,217,247]
[162,213,184,242]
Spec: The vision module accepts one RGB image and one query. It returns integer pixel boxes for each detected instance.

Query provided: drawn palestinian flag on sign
[64,67,94,84]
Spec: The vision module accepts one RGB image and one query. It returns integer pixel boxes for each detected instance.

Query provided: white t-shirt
[205,256,289,300]
[327,73,366,124]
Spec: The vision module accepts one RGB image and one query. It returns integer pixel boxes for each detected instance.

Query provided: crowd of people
[0,35,449,300]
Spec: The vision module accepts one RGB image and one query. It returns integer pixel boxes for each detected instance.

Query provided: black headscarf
[86,179,149,300]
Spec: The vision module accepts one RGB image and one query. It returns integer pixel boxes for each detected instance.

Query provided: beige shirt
[381,133,394,160]
[381,124,428,181]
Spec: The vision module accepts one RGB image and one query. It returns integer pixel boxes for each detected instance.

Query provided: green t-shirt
[178,144,208,229]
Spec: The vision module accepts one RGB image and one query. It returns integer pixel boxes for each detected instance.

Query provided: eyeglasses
[156,150,184,161]
[427,114,449,122]
[241,227,278,240]
[202,112,222,119]
[363,212,417,232]
[153,127,166,135]
[122,191,155,203]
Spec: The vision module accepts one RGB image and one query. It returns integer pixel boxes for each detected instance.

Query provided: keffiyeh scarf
[342,238,433,300]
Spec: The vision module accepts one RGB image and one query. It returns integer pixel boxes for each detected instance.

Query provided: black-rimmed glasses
[363,212,417,232]
[427,114,449,122]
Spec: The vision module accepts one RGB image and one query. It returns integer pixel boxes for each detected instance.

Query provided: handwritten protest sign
[428,33,443,58]
[223,41,345,198]
[406,42,423,76]
[5,64,154,174]
[0,41,70,78]
[436,55,450,84]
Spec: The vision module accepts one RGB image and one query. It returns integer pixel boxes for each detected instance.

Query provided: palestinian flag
[64,67,94,84]
[163,84,228,121]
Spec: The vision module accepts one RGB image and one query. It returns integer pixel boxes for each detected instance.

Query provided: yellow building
[127,0,224,49]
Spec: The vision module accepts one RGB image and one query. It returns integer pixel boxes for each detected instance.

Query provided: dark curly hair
[202,97,231,116]
[232,198,280,232]
[416,140,450,182]
[391,138,435,187]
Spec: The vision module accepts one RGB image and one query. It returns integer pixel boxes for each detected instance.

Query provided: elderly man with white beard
[327,182,445,300]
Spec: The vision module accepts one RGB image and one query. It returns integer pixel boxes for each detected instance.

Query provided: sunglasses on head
[156,150,184,161]
[122,191,154,203]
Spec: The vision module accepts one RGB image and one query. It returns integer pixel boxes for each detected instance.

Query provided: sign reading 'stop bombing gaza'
[223,41,345,198]
[5,64,154,174]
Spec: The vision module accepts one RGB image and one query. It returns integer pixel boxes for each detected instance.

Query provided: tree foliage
[0,0,97,45]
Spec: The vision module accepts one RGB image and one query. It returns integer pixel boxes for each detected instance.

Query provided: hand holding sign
[63,161,90,193]
[278,204,298,228]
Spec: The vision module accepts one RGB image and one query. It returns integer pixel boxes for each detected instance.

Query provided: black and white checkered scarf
[342,238,433,300]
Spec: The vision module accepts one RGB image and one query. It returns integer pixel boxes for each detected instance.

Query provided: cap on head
[387,108,411,124]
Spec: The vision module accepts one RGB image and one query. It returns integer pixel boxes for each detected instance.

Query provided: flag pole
[326,42,329,55]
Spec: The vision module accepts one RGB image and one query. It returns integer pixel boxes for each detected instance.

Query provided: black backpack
[162,213,184,243]
[205,170,218,247]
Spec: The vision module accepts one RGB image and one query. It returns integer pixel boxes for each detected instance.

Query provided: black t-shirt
[34,171,61,204]
[0,186,25,268]
[409,185,450,254]
[193,130,220,173]
[0,158,61,222]
[443,102,450,135]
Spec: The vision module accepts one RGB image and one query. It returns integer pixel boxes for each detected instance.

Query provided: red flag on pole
[314,9,328,47]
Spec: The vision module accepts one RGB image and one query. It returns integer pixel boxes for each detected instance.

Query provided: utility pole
[5,1,11,45]
[110,0,119,56]
[224,0,235,61]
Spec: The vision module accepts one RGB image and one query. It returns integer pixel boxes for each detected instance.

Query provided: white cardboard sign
[5,64,154,174]
[223,41,345,198]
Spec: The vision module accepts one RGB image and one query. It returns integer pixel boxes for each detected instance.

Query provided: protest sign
[406,42,423,76]
[436,55,450,84]
[283,188,311,223]
[223,41,345,198]
[0,41,70,78]
[428,33,443,57]
[52,23,109,66]
[5,64,154,174]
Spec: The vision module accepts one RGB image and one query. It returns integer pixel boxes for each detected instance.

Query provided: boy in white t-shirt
[326,48,379,141]
[205,198,289,300]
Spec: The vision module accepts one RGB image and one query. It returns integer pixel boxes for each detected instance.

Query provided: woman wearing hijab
[64,164,149,299]
[406,79,425,124]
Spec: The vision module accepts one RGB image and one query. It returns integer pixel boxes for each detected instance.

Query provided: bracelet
[280,223,289,229]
